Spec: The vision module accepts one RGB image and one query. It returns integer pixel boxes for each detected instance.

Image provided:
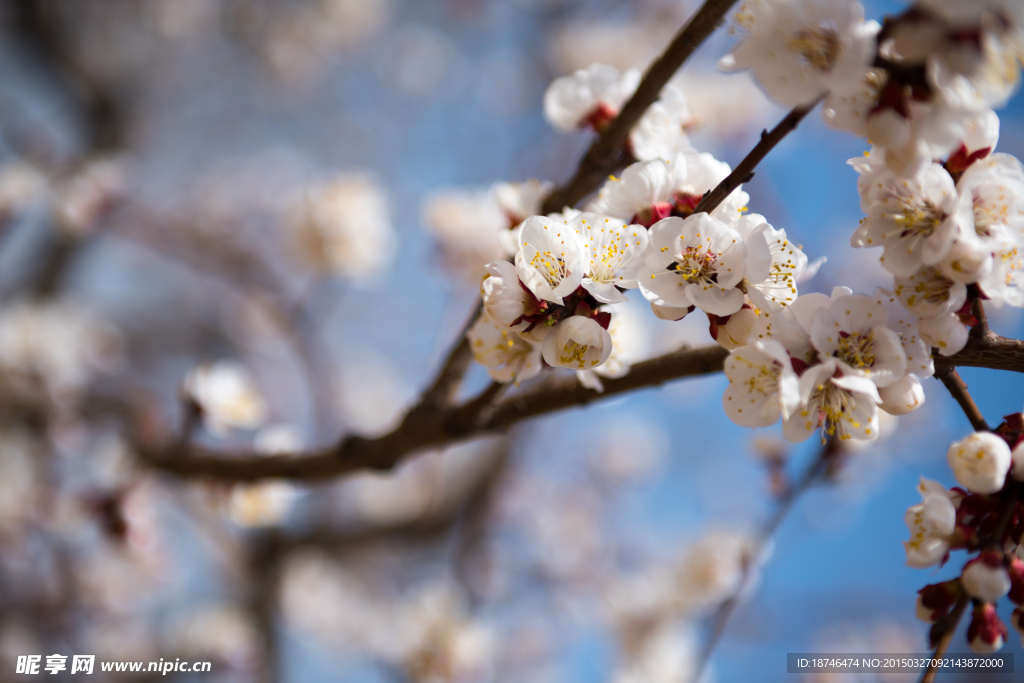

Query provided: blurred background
[0,0,1022,681]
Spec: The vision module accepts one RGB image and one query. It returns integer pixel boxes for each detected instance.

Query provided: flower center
[528,251,569,288]
[906,267,955,307]
[789,27,842,72]
[973,194,1009,238]
[559,339,597,369]
[836,330,876,370]
[670,246,718,284]
[808,381,861,441]
[895,199,945,238]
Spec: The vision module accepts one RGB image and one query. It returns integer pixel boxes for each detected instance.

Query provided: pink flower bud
[916,580,962,623]
[968,603,1008,653]
[962,551,1011,603]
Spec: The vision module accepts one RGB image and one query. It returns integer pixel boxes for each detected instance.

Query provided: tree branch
[138,344,729,482]
[540,0,740,214]
[934,367,990,432]
[693,96,824,215]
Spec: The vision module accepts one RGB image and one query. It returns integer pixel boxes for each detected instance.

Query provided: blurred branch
[694,438,838,681]
[540,0,739,213]
[136,324,1024,482]
[693,95,824,215]
[12,0,126,153]
[137,344,729,482]
[11,0,129,297]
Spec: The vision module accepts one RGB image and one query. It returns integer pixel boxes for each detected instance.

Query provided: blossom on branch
[719,0,879,106]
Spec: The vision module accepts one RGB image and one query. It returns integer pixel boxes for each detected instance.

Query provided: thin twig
[967,284,990,338]
[934,367,990,432]
[920,593,970,683]
[540,0,740,214]
[693,95,825,215]
[694,439,836,680]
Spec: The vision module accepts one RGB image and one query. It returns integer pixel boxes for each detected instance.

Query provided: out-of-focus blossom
[289,174,396,280]
[184,360,268,436]
[228,425,304,527]
[677,530,756,612]
[423,187,507,282]
[165,604,262,671]
[0,162,46,224]
[544,64,640,132]
[52,156,127,236]
[0,299,120,402]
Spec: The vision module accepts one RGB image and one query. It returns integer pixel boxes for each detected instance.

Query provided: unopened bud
[968,603,1008,653]
[916,580,962,624]
[962,551,1011,603]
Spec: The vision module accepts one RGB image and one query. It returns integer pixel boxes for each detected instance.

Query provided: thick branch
[934,333,1024,374]
[139,344,729,482]
[693,96,824,215]
[540,0,739,213]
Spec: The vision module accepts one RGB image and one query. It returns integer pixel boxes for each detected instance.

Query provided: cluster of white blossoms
[711,0,1024,444]
[470,60,828,388]
[906,421,1024,652]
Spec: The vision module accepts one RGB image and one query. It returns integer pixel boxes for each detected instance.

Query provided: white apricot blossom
[712,304,758,350]
[467,313,543,385]
[576,311,642,392]
[719,0,880,106]
[588,153,748,227]
[918,310,970,356]
[515,216,586,305]
[851,160,967,277]
[185,360,268,436]
[541,315,612,371]
[629,82,694,162]
[893,265,968,318]
[903,477,958,568]
[571,212,649,304]
[739,216,819,311]
[783,358,881,443]
[543,63,640,132]
[480,260,529,328]
[638,213,747,316]
[722,339,800,428]
[809,292,907,388]
[947,431,1012,494]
